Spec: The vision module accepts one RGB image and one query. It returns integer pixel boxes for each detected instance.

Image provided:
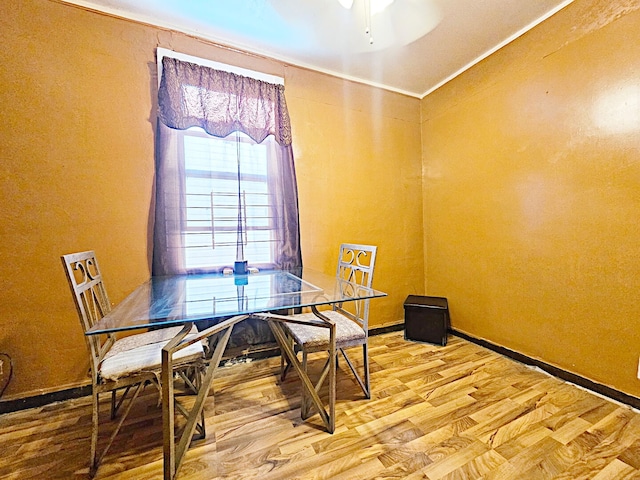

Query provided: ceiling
[64,0,574,98]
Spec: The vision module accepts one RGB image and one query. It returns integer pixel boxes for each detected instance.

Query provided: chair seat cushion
[100,326,204,381]
[104,326,193,360]
[284,311,366,349]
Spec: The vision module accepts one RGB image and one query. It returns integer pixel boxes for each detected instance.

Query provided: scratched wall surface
[421,0,640,397]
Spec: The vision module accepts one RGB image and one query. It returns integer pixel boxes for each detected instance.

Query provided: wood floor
[2,331,640,479]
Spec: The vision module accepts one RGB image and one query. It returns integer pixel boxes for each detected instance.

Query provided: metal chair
[61,251,205,476]
[280,243,377,423]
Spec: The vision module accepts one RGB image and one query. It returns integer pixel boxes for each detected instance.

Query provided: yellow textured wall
[421,0,640,398]
[285,68,424,317]
[0,0,422,399]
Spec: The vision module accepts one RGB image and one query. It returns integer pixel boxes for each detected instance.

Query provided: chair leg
[340,343,371,399]
[111,385,134,420]
[90,391,100,476]
[363,343,370,399]
[197,365,206,439]
[107,384,144,458]
[110,390,116,420]
[300,349,310,419]
[90,382,145,476]
[280,347,285,380]
[280,336,293,382]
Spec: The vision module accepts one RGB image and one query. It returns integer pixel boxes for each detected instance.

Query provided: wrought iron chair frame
[280,243,377,427]
[61,251,205,476]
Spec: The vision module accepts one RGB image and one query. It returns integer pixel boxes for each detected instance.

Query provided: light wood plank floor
[1,331,640,479]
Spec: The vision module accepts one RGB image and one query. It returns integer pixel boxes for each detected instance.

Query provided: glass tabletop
[87,268,387,335]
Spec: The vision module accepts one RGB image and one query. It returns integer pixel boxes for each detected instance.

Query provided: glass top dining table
[87,267,387,335]
[85,267,386,480]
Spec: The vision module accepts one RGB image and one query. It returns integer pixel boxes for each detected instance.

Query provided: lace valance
[158,56,292,146]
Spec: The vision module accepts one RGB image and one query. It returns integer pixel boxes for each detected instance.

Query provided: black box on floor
[403,295,450,346]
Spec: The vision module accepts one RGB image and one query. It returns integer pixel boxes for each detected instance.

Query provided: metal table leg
[161,315,247,480]
[262,309,336,433]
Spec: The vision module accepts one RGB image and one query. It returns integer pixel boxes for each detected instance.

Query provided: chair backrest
[61,251,115,377]
[335,243,377,330]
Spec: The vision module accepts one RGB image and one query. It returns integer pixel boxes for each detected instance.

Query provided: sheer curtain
[152,56,302,349]
[153,56,302,276]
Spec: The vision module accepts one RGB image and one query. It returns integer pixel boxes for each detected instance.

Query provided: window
[154,53,301,277]
[180,128,278,271]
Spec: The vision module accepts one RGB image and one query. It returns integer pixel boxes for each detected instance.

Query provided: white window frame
[180,128,278,271]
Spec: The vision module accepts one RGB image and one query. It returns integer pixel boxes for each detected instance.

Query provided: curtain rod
[156,47,285,88]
